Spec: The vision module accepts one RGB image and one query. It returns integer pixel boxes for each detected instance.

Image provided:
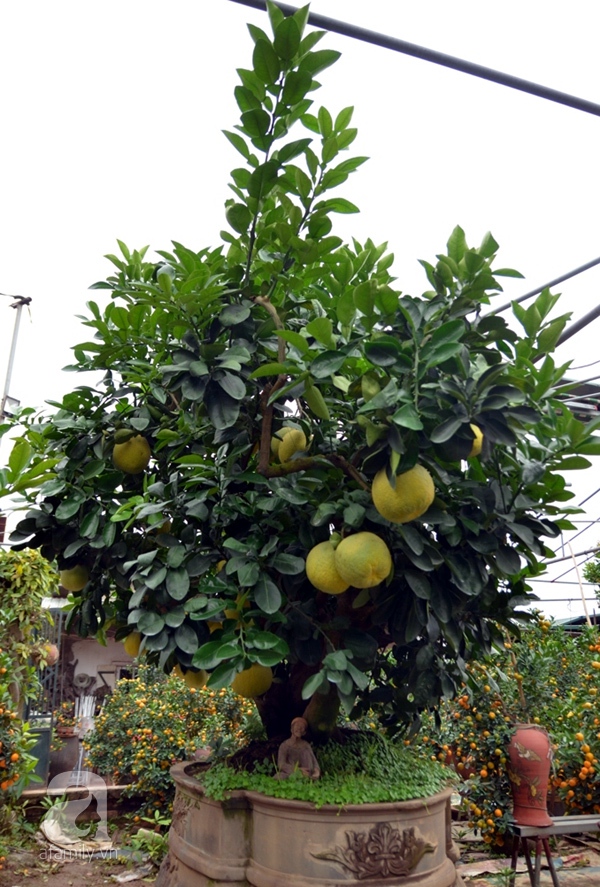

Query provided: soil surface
[3,820,600,886]
[0,847,154,887]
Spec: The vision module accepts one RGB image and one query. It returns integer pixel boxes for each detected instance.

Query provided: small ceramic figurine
[275,717,321,780]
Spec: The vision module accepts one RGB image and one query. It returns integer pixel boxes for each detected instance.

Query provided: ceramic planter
[156,762,463,887]
[507,723,553,827]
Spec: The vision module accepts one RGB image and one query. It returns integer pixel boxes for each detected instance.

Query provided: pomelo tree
[8,3,600,740]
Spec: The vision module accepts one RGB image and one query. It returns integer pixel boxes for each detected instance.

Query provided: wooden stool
[508,815,600,887]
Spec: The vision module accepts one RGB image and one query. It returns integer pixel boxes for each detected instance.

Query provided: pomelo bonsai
[8,2,600,747]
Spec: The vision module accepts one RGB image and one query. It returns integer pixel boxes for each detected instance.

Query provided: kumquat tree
[413,616,600,847]
[7,2,600,744]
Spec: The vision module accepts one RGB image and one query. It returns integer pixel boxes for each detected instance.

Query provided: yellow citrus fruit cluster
[113,435,152,474]
[270,427,307,462]
[306,532,392,593]
[468,423,484,457]
[231,663,273,698]
[59,564,89,592]
[123,632,142,658]
[372,464,435,524]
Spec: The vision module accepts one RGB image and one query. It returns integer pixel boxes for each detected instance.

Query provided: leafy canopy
[8,1,600,738]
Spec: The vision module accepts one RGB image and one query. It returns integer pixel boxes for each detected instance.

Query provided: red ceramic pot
[507,723,553,827]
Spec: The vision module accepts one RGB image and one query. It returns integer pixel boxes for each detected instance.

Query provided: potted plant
[53,701,77,738]
[6,3,600,884]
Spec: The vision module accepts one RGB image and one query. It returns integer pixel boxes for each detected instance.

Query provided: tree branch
[258,452,370,491]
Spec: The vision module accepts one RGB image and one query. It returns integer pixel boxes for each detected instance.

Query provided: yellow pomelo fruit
[270,426,293,457]
[184,669,208,689]
[231,663,273,698]
[216,559,227,573]
[173,664,185,678]
[278,429,307,462]
[334,532,392,589]
[123,632,142,657]
[372,465,435,524]
[59,565,89,592]
[306,541,350,595]
[112,435,151,474]
[468,424,483,458]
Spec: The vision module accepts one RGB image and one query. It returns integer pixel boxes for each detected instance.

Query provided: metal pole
[228,0,600,119]
[489,256,600,316]
[1,295,31,418]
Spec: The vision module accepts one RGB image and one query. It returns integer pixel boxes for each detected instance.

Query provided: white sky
[1,1,600,620]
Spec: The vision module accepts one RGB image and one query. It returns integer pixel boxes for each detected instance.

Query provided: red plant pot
[507,723,553,827]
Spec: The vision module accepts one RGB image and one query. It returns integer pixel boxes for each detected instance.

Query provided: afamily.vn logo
[40,771,110,846]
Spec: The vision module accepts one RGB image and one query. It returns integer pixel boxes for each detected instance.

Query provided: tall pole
[1,295,31,418]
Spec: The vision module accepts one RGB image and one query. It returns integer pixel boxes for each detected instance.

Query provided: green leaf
[430,319,464,346]
[315,197,359,214]
[248,160,280,198]
[276,329,310,354]
[334,106,354,130]
[266,0,285,30]
[299,49,341,76]
[323,649,347,669]
[207,661,242,690]
[215,371,246,401]
[80,510,100,538]
[8,438,32,477]
[282,70,312,105]
[277,138,312,163]
[391,404,423,431]
[254,573,282,614]
[193,640,227,670]
[226,203,252,235]
[479,231,500,258]
[165,607,186,628]
[311,351,346,379]
[446,225,467,262]
[274,16,301,60]
[250,630,288,652]
[250,362,291,379]
[204,383,240,430]
[55,492,85,521]
[345,660,370,691]
[137,611,165,636]
[343,503,365,527]
[166,567,190,601]
[357,380,399,413]
[301,671,328,699]
[422,342,463,369]
[270,553,305,574]
[175,624,199,655]
[252,39,280,84]
[557,456,592,471]
[241,108,271,141]
[306,317,335,348]
[364,338,407,368]
[405,571,430,600]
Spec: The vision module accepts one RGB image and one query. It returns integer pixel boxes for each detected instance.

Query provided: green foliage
[125,811,171,865]
[582,551,600,606]
[0,548,58,705]
[0,647,42,869]
[0,415,59,501]
[83,665,258,811]
[5,7,600,741]
[202,731,452,806]
[411,616,600,846]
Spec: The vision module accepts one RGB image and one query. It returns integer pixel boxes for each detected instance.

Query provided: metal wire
[228,0,600,118]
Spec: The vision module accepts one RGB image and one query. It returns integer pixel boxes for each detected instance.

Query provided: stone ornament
[313,822,437,879]
[275,717,320,780]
